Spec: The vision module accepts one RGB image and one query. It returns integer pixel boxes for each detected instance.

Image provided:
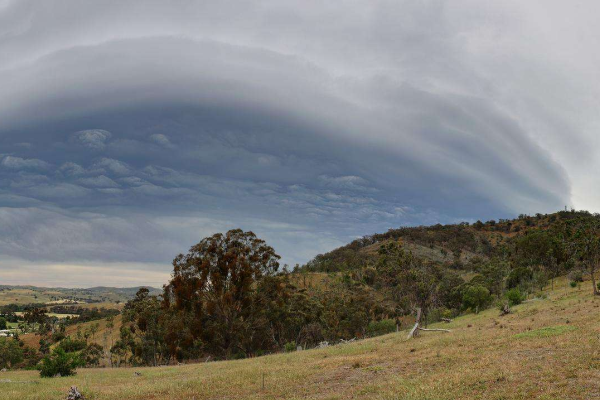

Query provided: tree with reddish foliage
[163,229,280,358]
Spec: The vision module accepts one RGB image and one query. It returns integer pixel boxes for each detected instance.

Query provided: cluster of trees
[116,214,600,366]
[0,303,110,376]
[0,323,106,376]
[115,230,401,365]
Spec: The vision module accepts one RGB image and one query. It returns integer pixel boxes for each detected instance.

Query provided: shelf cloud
[1,0,597,286]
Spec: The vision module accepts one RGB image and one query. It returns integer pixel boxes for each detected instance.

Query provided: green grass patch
[514,325,576,339]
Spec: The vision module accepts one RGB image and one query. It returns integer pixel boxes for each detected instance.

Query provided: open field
[1,277,599,399]
[14,312,79,319]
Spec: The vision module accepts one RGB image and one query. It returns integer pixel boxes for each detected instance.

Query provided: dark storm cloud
[0,0,588,286]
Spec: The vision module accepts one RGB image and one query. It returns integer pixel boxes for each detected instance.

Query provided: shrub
[366,319,396,337]
[570,281,578,288]
[462,285,491,313]
[568,269,584,283]
[284,342,297,352]
[56,337,87,353]
[505,288,525,306]
[39,348,82,378]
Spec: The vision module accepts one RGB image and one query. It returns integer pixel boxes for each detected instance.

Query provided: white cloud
[149,133,173,148]
[77,175,120,188]
[92,158,131,175]
[70,129,112,150]
[1,155,50,170]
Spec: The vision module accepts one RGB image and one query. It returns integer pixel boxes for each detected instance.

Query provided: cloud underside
[0,1,581,285]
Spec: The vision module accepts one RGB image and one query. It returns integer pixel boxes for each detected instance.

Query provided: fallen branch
[441,318,453,323]
[418,328,450,333]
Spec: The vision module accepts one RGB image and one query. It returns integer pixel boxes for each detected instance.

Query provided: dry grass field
[1,277,599,400]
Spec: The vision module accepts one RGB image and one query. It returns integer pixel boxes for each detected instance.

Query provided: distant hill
[0,285,161,307]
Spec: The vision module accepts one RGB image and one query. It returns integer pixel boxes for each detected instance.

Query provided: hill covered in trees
[302,209,597,275]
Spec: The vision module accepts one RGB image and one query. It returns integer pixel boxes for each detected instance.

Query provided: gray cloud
[0,0,593,286]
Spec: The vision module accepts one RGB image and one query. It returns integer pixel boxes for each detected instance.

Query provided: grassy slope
[2,277,600,400]
[19,315,123,353]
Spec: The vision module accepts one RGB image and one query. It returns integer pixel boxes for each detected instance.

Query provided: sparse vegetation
[2,277,599,399]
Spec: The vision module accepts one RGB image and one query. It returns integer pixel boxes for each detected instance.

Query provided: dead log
[407,308,451,339]
[441,318,453,323]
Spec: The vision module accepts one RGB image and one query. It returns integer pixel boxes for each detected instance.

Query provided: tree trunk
[591,263,599,296]
[406,308,422,339]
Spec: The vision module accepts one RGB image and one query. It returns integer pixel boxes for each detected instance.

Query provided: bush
[56,337,87,353]
[568,270,583,283]
[39,348,82,378]
[462,285,492,313]
[505,288,525,306]
[284,342,297,352]
[366,319,396,337]
[570,281,578,288]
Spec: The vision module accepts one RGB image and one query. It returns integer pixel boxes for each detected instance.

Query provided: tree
[462,285,491,314]
[0,338,24,369]
[81,343,104,367]
[163,229,280,359]
[0,317,7,330]
[122,288,167,366]
[573,223,600,296]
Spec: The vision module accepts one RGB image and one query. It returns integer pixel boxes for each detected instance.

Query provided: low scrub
[366,319,396,337]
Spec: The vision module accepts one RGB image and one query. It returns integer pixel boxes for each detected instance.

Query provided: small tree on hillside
[0,338,24,369]
[573,223,600,296]
[462,285,491,314]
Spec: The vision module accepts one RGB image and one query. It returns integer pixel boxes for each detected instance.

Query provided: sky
[1,0,599,287]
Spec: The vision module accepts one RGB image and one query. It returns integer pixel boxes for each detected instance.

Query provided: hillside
[19,315,123,357]
[2,277,599,399]
[302,210,593,273]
